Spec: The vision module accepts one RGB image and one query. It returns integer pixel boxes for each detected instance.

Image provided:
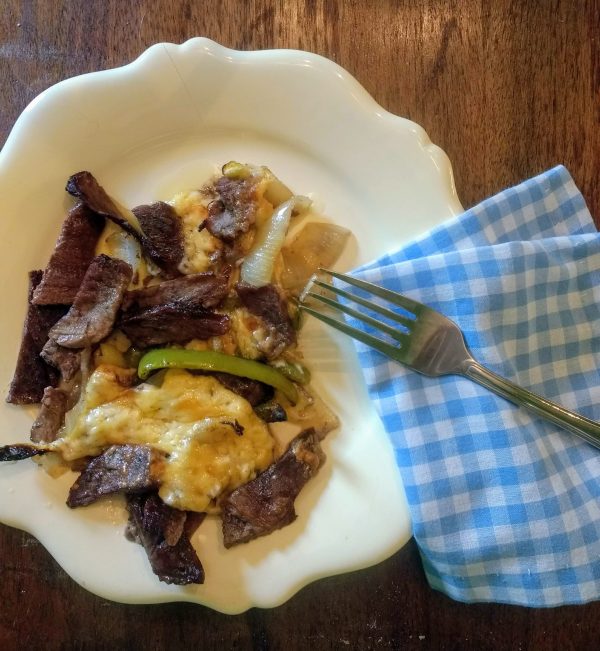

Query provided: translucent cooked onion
[263,174,293,207]
[240,198,296,287]
[96,221,149,288]
[280,222,351,292]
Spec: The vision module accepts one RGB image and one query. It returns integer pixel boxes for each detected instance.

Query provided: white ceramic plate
[0,38,462,613]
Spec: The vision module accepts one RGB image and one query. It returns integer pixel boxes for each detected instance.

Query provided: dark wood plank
[0,1,599,650]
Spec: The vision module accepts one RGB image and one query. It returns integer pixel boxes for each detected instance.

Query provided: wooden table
[1,2,598,649]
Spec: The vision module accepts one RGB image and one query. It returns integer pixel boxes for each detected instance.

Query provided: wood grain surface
[0,1,599,650]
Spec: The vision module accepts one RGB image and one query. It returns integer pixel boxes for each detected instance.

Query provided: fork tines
[298,269,416,360]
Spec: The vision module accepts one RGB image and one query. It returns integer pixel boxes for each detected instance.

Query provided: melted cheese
[54,366,274,512]
[170,190,223,274]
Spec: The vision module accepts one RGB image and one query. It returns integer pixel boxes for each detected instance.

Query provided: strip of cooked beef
[32,203,105,306]
[131,202,184,277]
[66,171,139,236]
[126,503,205,546]
[122,269,230,313]
[125,493,205,585]
[26,297,69,352]
[119,304,229,347]
[221,428,324,548]
[204,176,259,242]
[30,387,68,443]
[49,255,132,349]
[235,282,296,357]
[40,339,81,383]
[184,511,206,539]
[212,372,274,406]
[6,271,66,404]
[0,444,45,462]
[6,330,53,405]
[67,445,162,508]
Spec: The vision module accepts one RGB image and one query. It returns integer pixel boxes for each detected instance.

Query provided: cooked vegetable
[137,349,298,404]
[253,400,287,423]
[222,162,295,209]
[272,360,311,385]
[280,222,351,292]
[240,198,296,287]
[263,173,293,207]
[222,161,252,180]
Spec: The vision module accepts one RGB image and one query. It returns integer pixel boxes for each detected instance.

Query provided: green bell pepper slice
[137,349,298,404]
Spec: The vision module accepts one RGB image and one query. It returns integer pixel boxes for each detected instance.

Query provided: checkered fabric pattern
[347,166,600,606]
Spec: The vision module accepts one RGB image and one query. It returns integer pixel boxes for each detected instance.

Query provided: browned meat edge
[30,387,68,443]
[204,175,260,242]
[125,493,205,585]
[119,305,229,347]
[67,445,162,508]
[235,282,297,356]
[66,171,137,236]
[32,203,105,305]
[49,254,132,349]
[221,428,324,548]
[131,202,184,277]
[40,340,81,383]
[211,372,274,406]
[6,271,67,404]
[122,269,230,312]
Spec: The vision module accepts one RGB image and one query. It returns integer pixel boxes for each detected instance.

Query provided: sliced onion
[264,175,292,207]
[278,385,340,438]
[280,222,351,292]
[240,198,297,287]
[96,221,149,288]
[262,168,293,207]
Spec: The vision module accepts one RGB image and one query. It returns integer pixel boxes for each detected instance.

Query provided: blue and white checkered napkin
[348,166,600,606]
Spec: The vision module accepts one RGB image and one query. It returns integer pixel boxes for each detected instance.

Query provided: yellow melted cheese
[54,365,274,512]
[170,190,223,275]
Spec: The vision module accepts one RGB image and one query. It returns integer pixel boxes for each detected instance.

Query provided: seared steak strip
[235,282,296,357]
[49,255,132,348]
[7,271,65,404]
[221,428,324,548]
[212,372,274,407]
[67,445,162,508]
[125,493,205,585]
[32,203,104,306]
[66,171,139,237]
[204,176,260,242]
[119,305,229,347]
[122,270,230,313]
[0,444,45,462]
[131,202,184,277]
[184,512,207,539]
[40,339,81,383]
[30,387,68,443]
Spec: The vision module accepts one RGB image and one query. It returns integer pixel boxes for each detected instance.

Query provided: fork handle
[462,360,600,450]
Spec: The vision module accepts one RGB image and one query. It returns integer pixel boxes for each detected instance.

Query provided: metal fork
[299,269,600,450]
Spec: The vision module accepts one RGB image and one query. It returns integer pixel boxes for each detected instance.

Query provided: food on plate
[2,163,349,585]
